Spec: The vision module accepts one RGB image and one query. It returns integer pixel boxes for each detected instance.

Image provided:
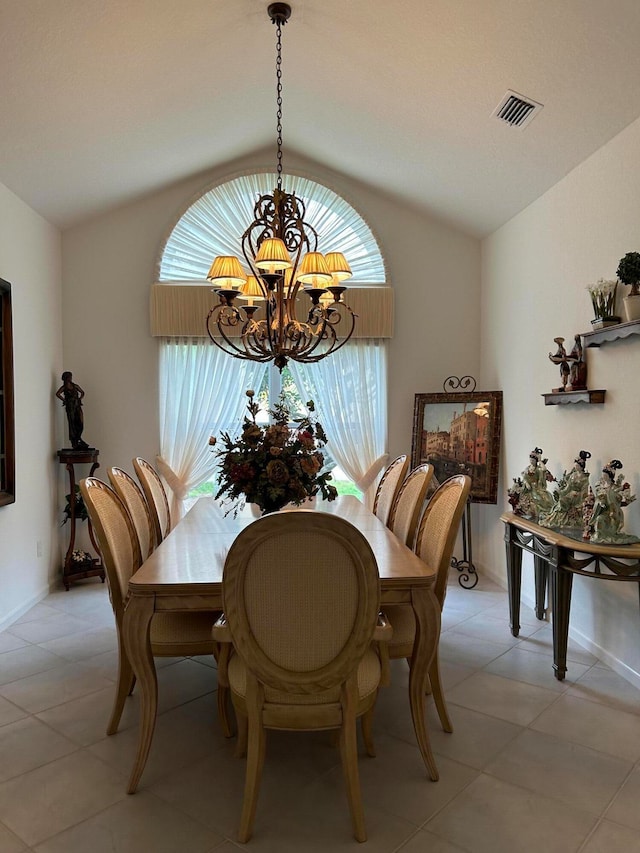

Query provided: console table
[501,512,640,680]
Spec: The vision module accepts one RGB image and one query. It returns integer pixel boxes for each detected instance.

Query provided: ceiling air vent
[493,90,543,129]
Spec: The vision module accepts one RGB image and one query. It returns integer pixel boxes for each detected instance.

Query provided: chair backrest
[132,457,171,547]
[108,466,155,561]
[79,477,141,618]
[373,454,409,528]
[388,463,434,548]
[222,511,380,695]
[415,474,471,607]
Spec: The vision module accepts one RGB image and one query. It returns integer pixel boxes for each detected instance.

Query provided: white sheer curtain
[158,338,265,521]
[289,339,388,509]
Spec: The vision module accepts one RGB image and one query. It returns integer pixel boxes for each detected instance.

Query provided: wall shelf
[542,389,606,406]
[582,318,640,348]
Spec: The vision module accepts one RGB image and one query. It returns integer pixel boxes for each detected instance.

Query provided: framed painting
[411,390,503,504]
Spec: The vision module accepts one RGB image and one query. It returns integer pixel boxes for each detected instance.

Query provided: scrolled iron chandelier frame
[206,2,357,371]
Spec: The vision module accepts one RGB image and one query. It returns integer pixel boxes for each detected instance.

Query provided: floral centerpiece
[210,390,338,515]
[586,278,619,328]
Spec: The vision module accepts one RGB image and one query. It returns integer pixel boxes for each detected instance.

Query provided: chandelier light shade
[240,276,266,306]
[205,2,358,370]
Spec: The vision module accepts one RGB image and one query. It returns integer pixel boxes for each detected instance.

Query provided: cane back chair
[79,477,217,739]
[108,466,154,562]
[388,463,434,549]
[213,511,391,844]
[384,474,471,733]
[373,454,409,528]
[133,457,171,548]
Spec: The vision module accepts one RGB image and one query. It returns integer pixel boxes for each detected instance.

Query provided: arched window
[158,172,386,284]
[155,173,391,520]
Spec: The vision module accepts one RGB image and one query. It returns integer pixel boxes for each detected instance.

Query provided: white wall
[478,114,640,686]
[0,183,62,628]
[61,148,481,479]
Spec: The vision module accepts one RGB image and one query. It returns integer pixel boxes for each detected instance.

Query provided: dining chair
[384,474,471,733]
[79,476,219,738]
[108,466,155,561]
[373,454,409,528]
[388,463,434,549]
[132,456,171,547]
[213,510,390,844]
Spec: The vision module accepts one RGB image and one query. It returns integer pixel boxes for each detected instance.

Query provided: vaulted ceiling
[2,0,640,236]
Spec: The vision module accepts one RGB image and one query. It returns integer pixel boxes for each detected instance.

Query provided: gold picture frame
[411,390,503,504]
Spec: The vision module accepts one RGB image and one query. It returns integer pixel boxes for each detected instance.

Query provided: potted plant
[586,278,619,329]
[617,252,640,322]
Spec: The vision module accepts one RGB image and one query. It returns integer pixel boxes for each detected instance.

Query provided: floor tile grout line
[2,579,640,851]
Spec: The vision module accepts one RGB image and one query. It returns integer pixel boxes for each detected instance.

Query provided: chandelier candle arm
[205,3,360,370]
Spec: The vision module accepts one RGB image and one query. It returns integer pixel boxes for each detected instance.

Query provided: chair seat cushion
[228,647,381,706]
[150,610,218,654]
[383,604,416,650]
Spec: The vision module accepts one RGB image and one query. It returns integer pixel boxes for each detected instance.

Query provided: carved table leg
[549,549,572,681]
[505,525,522,637]
[409,586,440,781]
[533,554,548,621]
[123,593,156,793]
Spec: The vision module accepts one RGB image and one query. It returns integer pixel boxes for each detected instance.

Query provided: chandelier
[205,3,357,371]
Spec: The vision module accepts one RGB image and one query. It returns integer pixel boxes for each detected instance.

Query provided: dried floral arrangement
[210,390,338,515]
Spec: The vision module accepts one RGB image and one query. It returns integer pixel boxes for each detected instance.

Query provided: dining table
[122,494,440,793]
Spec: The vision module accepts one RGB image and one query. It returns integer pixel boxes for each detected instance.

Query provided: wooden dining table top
[129,494,436,594]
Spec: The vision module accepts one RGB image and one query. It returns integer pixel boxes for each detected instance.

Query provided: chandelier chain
[275,18,284,188]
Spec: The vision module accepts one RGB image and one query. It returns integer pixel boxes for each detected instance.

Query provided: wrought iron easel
[441,375,479,589]
[451,497,478,589]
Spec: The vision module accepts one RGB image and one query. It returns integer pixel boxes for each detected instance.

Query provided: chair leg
[107,638,134,736]
[217,685,234,738]
[361,707,376,758]
[238,715,266,843]
[339,682,367,843]
[429,654,453,733]
[235,711,248,758]
[339,720,367,842]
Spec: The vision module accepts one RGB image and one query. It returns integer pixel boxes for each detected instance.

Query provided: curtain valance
[150,283,393,339]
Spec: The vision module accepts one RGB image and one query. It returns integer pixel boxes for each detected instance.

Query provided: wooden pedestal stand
[57,448,105,590]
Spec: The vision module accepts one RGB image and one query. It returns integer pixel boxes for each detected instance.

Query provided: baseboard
[480,561,640,690]
[0,585,51,632]
[565,624,640,691]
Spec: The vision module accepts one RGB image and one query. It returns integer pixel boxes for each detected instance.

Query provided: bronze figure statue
[56,372,90,450]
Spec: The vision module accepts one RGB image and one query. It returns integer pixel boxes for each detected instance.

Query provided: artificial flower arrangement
[210,390,338,515]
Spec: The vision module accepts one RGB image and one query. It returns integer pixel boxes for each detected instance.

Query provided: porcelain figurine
[582,486,595,540]
[540,450,591,530]
[507,447,555,521]
[588,460,638,544]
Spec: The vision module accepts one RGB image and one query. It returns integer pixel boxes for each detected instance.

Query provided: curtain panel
[289,340,388,509]
[158,338,265,521]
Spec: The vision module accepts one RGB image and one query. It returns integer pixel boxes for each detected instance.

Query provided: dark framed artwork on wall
[0,278,15,506]
[411,390,503,504]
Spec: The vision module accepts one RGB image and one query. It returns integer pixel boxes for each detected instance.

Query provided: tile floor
[0,573,639,852]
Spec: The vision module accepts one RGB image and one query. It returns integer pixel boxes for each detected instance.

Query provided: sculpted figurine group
[548,335,587,392]
[508,448,637,544]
